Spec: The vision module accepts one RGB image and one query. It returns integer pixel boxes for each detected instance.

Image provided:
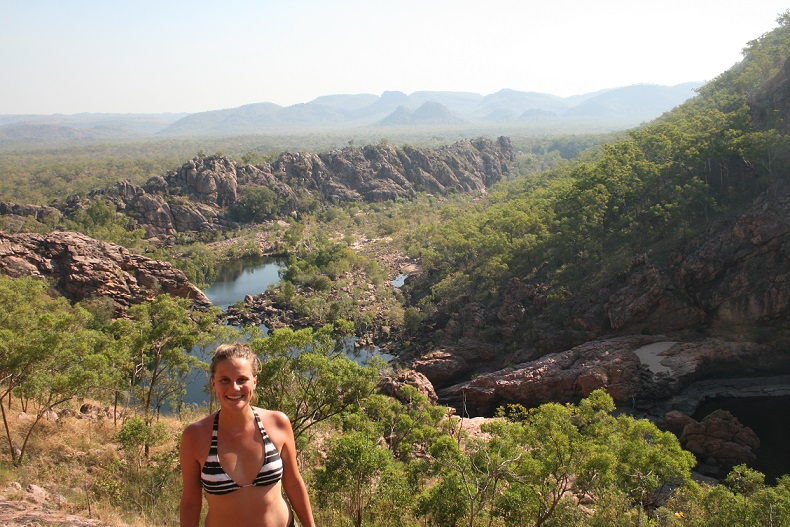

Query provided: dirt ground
[0,495,124,527]
[0,496,118,527]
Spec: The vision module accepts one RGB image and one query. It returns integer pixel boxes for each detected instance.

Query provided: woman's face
[211,357,258,409]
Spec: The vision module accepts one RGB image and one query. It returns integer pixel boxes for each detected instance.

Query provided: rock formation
[0,231,210,313]
[0,202,61,223]
[676,409,760,473]
[270,137,513,204]
[8,138,513,239]
[608,181,790,335]
[378,369,438,404]
[420,334,786,416]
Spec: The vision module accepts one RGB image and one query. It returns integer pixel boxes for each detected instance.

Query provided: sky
[1,0,788,115]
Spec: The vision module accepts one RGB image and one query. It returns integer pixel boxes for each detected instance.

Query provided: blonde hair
[210,342,262,378]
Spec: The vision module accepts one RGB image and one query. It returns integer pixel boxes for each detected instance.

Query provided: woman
[180,343,316,527]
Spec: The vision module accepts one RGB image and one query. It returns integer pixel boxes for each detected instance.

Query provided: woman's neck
[218,405,255,429]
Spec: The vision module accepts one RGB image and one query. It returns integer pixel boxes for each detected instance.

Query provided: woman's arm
[179,424,204,527]
[272,411,316,527]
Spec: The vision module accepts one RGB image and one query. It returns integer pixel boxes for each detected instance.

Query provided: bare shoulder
[180,413,215,454]
[255,408,293,441]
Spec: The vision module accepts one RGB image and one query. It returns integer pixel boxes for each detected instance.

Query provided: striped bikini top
[200,409,284,495]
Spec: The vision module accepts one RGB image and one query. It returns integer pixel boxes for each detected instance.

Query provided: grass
[0,401,192,527]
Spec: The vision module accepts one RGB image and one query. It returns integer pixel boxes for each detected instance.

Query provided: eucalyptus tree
[0,275,119,464]
[250,325,381,442]
[416,390,695,527]
[110,294,221,426]
[315,430,400,527]
[658,466,790,527]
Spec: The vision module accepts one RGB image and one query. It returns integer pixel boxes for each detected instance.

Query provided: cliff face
[0,231,210,313]
[607,180,790,335]
[57,137,513,238]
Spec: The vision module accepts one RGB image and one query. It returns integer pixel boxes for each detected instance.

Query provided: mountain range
[0,83,702,143]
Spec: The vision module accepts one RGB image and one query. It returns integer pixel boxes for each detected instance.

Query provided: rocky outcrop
[9,138,512,238]
[0,231,210,312]
[677,409,760,473]
[82,156,291,237]
[419,334,786,416]
[166,156,239,206]
[0,202,61,223]
[427,335,647,416]
[378,369,438,404]
[270,137,513,203]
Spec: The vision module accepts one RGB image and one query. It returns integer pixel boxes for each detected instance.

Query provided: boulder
[425,334,780,416]
[679,409,760,471]
[434,335,648,415]
[379,369,438,404]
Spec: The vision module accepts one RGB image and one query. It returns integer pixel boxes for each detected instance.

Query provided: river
[181,257,393,408]
[203,256,286,310]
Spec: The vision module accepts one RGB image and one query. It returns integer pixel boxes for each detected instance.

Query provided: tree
[0,276,118,464]
[63,198,146,247]
[488,390,695,527]
[315,431,398,527]
[426,431,525,527]
[111,295,220,427]
[660,468,790,527]
[251,325,380,442]
[229,186,283,223]
[356,386,445,460]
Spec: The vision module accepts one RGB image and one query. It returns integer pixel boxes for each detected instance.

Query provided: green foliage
[93,447,182,524]
[109,295,221,424]
[417,390,695,527]
[162,243,220,289]
[115,417,168,469]
[659,470,790,527]
[352,386,445,460]
[251,325,380,441]
[272,220,402,335]
[228,185,284,223]
[62,198,147,247]
[315,431,400,527]
[0,275,119,464]
[416,464,469,527]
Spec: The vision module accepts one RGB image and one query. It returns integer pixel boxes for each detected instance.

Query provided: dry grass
[0,401,188,527]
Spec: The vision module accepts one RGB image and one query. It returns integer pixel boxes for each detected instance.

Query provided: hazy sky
[1,0,788,115]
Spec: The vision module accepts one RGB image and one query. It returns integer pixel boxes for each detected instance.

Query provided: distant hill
[0,83,702,142]
[156,84,701,136]
[379,101,467,126]
[0,113,186,144]
[563,83,702,121]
